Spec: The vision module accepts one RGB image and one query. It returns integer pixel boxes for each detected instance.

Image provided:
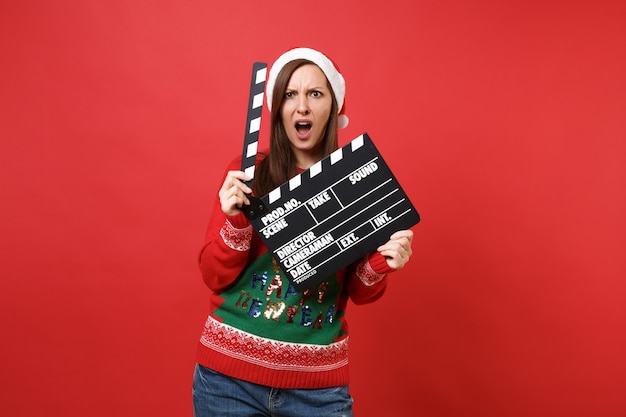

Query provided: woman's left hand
[377,229,414,270]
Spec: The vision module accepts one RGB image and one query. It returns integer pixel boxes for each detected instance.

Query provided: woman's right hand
[218,170,253,216]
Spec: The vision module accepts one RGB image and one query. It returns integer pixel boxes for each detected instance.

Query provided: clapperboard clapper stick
[238,64,420,292]
[239,62,269,219]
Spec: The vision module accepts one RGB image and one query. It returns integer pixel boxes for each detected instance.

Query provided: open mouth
[295,122,312,135]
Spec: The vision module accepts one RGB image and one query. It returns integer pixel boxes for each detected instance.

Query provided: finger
[231,178,253,196]
[389,229,413,242]
[377,238,408,253]
[378,240,412,268]
[222,182,250,197]
[221,175,252,198]
[220,181,252,211]
[222,194,250,216]
[225,170,252,185]
[384,253,406,270]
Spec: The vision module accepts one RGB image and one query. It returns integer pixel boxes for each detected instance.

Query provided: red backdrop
[1,1,625,416]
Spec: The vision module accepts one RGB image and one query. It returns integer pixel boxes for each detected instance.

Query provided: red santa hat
[266,47,349,129]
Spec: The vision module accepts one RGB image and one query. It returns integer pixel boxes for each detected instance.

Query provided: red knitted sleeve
[344,252,393,305]
[198,156,253,292]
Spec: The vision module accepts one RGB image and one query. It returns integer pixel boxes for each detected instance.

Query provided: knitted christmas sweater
[196,154,393,389]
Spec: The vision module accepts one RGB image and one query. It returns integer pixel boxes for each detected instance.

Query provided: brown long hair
[253,59,340,197]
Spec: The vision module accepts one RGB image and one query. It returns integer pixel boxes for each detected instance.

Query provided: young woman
[193,47,414,417]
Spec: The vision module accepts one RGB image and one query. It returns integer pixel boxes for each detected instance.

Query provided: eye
[284,91,295,98]
[310,91,322,98]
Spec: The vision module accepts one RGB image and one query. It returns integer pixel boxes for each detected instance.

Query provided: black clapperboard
[239,62,420,292]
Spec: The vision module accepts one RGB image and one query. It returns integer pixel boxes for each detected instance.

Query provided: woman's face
[280,64,332,168]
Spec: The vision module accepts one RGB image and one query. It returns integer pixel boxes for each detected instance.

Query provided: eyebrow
[285,85,327,92]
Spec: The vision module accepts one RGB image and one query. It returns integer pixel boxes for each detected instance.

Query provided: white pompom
[337,114,349,129]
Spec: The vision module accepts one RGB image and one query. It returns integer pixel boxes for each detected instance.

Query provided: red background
[1,1,625,416]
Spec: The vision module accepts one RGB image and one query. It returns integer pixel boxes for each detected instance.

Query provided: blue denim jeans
[192,364,354,417]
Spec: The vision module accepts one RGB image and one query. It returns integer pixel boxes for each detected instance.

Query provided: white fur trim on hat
[266,47,348,128]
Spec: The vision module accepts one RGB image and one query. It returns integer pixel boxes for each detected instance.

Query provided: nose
[296,96,310,114]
